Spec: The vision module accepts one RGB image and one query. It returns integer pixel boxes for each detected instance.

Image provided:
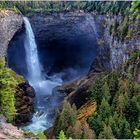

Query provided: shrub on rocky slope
[0,58,24,122]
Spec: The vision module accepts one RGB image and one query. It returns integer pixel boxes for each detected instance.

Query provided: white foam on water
[23,17,62,133]
[23,112,50,134]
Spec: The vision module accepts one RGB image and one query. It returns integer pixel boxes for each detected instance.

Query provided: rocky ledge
[0,116,24,139]
[58,71,104,109]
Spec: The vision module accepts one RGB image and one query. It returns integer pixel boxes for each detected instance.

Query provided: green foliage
[125,96,140,131]
[110,16,129,41]
[53,101,77,137]
[88,112,103,137]
[88,51,140,139]
[13,5,22,14]
[118,115,132,139]
[134,128,140,139]
[131,1,140,18]
[24,131,36,138]
[0,1,131,16]
[0,59,16,122]
[107,71,119,101]
[131,51,140,60]
[133,120,140,139]
[36,131,46,139]
[108,113,119,137]
[58,130,66,140]
[90,77,104,104]
[119,16,129,41]
[98,124,114,139]
[99,98,111,121]
[0,58,5,68]
[0,58,24,122]
[102,82,110,102]
[24,131,46,139]
[53,100,93,139]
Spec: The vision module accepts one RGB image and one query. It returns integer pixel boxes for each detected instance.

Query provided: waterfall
[23,17,62,134]
[23,17,42,83]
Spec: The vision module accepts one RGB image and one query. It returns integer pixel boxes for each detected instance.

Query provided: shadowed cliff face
[7,26,28,77]
[30,12,100,81]
[8,12,101,81]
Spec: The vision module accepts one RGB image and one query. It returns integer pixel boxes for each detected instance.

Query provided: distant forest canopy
[0,1,131,15]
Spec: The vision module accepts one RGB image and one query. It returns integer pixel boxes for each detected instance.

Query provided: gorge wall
[6,11,140,78]
[29,13,140,74]
[6,11,140,109]
[0,10,140,137]
[0,10,23,58]
[105,16,140,69]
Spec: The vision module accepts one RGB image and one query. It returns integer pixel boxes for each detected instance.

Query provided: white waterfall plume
[23,17,62,134]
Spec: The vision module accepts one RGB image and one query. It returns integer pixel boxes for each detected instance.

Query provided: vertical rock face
[109,38,140,69]
[90,15,140,72]
[15,82,35,125]
[0,10,23,58]
[9,12,139,77]
[104,17,140,69]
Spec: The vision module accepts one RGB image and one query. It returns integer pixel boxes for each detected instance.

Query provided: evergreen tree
[53,101,77,137]
[133,120,140,139]
[108,71,118,102]
[36,131,46,139]
[116,94,127,114]
[82,121,95,139]
[68,120,82,139]
[125,96,140,131]
[88,112,103,137]
[98,124,115,139]
[108,114,119,137]
[99,98,111,121]
[118,115,132,139]
[53,110,63,136]
[91,78,104,104]
[102,82,111,102]
[58,130,66,140]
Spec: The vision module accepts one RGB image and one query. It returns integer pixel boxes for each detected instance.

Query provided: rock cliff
[15,82,35,125]
[0,10,23,58]
[30,12,140,75]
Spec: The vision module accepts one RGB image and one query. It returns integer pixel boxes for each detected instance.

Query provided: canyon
[0,7,140,138]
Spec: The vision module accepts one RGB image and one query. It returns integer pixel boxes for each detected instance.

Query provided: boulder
[15,82,35,125]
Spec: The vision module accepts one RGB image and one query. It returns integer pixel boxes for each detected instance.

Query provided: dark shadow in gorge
[7,16,99,82]
[7,26,28,78]
[38,34,97,81]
